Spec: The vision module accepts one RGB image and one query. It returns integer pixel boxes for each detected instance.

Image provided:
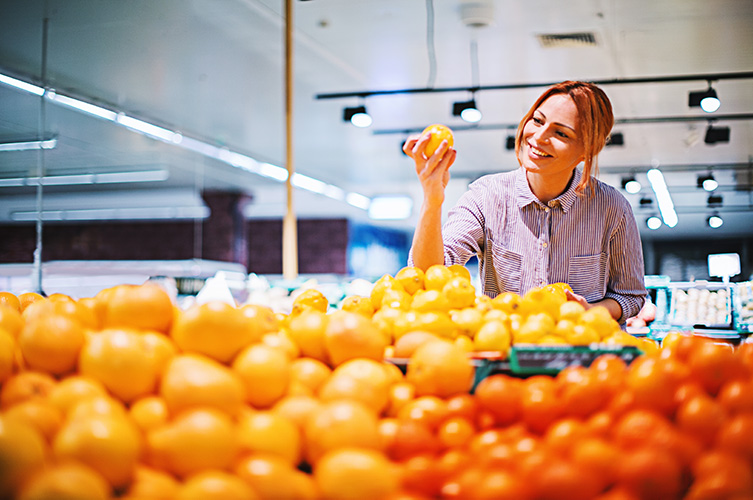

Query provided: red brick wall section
[247,219,349,275]
[0,218,351,275]
[201,191,253,268]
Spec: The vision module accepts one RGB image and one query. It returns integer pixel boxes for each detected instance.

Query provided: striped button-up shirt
[414,167,647,323]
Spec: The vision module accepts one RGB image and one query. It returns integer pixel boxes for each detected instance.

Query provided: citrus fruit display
[0,281,751,499]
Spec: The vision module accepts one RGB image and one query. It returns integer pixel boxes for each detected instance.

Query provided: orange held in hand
[421,124,454,157]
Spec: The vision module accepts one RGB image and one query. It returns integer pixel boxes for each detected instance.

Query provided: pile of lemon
[335,264,658,359]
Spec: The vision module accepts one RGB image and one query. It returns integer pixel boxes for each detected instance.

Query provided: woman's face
[519,93,585,180]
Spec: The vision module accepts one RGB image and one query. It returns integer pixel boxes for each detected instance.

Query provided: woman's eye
[533,117,543,124]
[556,131,568,138]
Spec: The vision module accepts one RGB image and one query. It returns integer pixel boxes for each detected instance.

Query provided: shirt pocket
[568,253,607,302]
[489,239,523,294]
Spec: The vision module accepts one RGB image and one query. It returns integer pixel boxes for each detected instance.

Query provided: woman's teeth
[530,145,552,158]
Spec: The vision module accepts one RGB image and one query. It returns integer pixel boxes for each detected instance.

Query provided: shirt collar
[514,167,582,213]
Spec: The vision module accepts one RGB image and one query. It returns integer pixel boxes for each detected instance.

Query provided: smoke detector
[460,0,494,29]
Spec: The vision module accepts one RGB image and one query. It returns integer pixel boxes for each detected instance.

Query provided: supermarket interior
[1,2,753,498]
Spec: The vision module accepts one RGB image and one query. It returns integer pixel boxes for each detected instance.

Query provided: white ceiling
[1,0,752,242]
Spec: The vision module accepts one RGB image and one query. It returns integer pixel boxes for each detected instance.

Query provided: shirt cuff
[604,292,645,324]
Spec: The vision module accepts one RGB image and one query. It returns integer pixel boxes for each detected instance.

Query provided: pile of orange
[1,281,751,499]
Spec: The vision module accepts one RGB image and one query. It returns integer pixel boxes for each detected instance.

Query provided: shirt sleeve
[604,203,648,323]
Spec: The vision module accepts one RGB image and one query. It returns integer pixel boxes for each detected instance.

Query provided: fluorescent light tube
[95,169,169,183]
[368,196,413,220]
[646,168,678,228]
[0,72,44,96]
[47,91,117,121]
[323,184,345,201]
[11,206,209,221]
[259,163,289,182]
[292,173,328,194]
[346,192,371,210]
[0,139,57,152]
[0,169,169,187]
[116,114,177,142]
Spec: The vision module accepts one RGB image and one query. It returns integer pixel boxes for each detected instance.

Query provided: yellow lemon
[442,276,476,310]
[394,267,426,295]
[473,320,512,354]
[424,265,454,291]
[420,123,454,157]
[491,292,522,314]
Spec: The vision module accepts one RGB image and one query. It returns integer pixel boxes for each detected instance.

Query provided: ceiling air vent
[537,32,598,48]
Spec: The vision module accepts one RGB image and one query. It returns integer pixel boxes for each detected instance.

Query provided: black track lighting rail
[372,113,753,135]
[315,71,753,100]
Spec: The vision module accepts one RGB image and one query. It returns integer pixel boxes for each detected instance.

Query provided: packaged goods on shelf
[667,281,732,329]
[733,281,753,333]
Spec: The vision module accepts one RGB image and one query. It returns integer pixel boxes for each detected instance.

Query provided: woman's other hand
[403,132,456,206]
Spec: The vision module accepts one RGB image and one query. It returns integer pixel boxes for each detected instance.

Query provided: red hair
[515,81,614,195]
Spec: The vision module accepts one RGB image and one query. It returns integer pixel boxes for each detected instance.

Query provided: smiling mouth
[528,143,552,158]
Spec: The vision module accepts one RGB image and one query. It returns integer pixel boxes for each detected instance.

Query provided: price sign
[508,345,643,375]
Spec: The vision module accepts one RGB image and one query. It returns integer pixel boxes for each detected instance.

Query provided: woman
[403,81,646,323]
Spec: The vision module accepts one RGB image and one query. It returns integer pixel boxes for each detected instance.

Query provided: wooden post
[282,0,298,280]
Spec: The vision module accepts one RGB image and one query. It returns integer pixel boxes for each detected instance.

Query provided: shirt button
[544,207,550,213]
[542,242,548,248]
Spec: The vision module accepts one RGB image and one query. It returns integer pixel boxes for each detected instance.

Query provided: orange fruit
[22,298,98,331]
[160,353,246,416]
[237,409,302,465]
[0,415,48,498]
[129,395,170,432]
[140,330,178,375]
[79,328,161,403]
[385,381,416,418]
[443,276,476,310]
[18,461,111,500]
[240,303,280,339]
[272,394,323,431]
[47,375,108,415]
[438,416,475,449]
[0,328,16,384]
[175,470,259,500]
[323,311,388,367]
[423,265,454,291]
[290,357,332,394]
[234,454,319,500]
[102,283,173,333]
[397,396,450,432]
[18,314,85,376]
[687,340,741,396]
[420,124,454,158]
[286,310,330,363]
[303,400,382,464]
[0,292,20,312]
[291,288,329,315]
[370,275,406,311]
[146,408,239,479]
[715,412,753,461]
[394,267,426,295]
[0,370,57,409]
[171,301,255,364]
[125,465,180,500]
[3,398,63,442]
[77,297,106,330]
[340,295,375,317]
[261,330,300,359]
[0,304,24,339]
[232,343,291,408]
[406,339,474,398]
[17,292,45,312]
[474,374,523,427]
[394,330,440,358]
[717,379,753,414]
[318,358,392,414]
[314,447,399,500]
[53,413,142,489]
[675,394,727,446]
[615,447,683,500]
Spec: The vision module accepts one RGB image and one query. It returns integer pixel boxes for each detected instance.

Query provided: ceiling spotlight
[452,99,482,123]
[688,86,720,113]
[621,176,641,194]
[343,105,372,128]
[704,124,730,145]
[505,135,516,151]
[697,173,718,191]
[707,214,724,229]
[707,193,723,206]
[646,216,662,230]
[606,132,624,147]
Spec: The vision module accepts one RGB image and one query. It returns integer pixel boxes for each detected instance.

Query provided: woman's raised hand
[403,132,456,206]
